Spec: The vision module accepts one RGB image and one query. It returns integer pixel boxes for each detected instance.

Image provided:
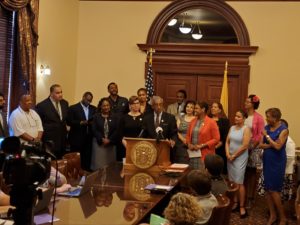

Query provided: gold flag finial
[220,61,229,116]
[147,48,156,66]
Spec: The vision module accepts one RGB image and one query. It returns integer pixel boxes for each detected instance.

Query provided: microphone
[155,126,164,143]
[138,128,145,138]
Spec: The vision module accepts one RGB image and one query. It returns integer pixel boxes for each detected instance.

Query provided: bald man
[9,94,43,144]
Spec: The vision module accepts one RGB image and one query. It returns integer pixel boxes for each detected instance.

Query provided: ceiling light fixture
[168,18,177,26]
[191,22,203,40]
[179,13,191,34]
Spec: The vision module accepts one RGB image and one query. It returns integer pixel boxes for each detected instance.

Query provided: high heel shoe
[231,202,239,212]
[240,207,248,219]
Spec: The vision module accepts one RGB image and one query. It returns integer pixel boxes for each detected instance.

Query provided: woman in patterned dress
[175,100,195,163]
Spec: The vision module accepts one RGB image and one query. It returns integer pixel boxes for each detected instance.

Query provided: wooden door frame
[137,0,258,120]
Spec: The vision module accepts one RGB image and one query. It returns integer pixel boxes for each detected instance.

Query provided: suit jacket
[67,102,96,170]
[142,112,177,140]
[186,115,220,160]
[167,102,185,118]
[36,98,69,157]
[92,113,119,146]
[0,112,9,137]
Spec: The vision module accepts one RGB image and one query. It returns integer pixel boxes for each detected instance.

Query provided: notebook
[149,214,168,225]
[58,172,98,197]
[34,188,54,214]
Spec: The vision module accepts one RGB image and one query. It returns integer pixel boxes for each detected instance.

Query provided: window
[0,6,16,116]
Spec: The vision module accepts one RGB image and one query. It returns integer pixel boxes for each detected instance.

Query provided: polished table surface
[47,162,189,225]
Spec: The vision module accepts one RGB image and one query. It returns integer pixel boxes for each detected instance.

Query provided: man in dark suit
[142,96,177,149]
[67,92,96,170]
[0,93,9,138]
[36,84,69,158]
[107,82,128,161]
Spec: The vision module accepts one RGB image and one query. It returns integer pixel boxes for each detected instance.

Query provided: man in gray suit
[166,89,187,118]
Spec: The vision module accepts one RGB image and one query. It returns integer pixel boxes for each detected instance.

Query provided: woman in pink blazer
[186,101,220,169]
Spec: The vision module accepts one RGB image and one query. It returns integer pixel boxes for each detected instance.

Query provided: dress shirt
[9,107,43,144]
[50,97,62,120]
[80,102,89,120]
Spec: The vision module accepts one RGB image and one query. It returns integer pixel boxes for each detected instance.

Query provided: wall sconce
[40,65,51,76]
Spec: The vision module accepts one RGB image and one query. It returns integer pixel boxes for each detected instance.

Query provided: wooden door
[197,74,239,122]
[155,72,240,122]
[155,73,197,107]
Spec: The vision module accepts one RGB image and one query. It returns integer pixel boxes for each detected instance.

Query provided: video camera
[1,137,51,186]
[0,136,52,225]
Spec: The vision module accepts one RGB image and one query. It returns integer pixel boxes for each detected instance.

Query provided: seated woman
[40,167,71,193]
[187,169,218,224]
[204,154,228,196]
[164,192,203,225]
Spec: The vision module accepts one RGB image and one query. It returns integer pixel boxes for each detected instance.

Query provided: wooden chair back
[207,195,231,225]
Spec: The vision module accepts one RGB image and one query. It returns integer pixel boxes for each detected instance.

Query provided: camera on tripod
[0,136,52,225]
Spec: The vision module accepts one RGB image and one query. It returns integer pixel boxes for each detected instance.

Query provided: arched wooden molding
[147,0,250,46]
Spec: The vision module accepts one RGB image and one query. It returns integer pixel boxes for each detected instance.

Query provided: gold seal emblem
[131,141,157,169]
[128,173,154,201]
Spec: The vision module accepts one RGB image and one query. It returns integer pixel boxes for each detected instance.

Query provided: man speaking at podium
[142,96,177,161]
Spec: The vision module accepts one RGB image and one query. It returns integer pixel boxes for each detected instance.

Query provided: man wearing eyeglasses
[8,94,43,144]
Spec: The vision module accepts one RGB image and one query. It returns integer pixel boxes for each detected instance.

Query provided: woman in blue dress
[259,108,288,225]
[225,110,251,218]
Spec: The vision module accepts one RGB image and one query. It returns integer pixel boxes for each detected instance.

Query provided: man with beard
[107,82,128,161]
[107,82,128,115]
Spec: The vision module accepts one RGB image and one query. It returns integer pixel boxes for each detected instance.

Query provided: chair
[62,152,84,180]
[225,180,239,209]
[207,194,231,225]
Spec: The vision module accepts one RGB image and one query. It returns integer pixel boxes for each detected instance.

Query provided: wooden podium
[123,138,171,172]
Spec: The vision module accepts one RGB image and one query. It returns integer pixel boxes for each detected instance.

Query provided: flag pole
[220,61,228,116]
[145,48,156,101]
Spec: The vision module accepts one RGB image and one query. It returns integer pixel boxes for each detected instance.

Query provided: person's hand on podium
[166,139,175,148]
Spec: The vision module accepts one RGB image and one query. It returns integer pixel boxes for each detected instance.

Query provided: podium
[123,138,171,172]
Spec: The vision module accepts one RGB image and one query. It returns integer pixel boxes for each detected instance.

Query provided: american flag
[145,64,154,101]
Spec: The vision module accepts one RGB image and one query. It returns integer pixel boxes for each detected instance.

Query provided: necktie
[104,118,109,138]
[177,103,181,114]
[55,102,61,120]
[155,113,160,128]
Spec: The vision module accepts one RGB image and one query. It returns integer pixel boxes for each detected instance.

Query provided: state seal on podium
[131,141,157,169]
